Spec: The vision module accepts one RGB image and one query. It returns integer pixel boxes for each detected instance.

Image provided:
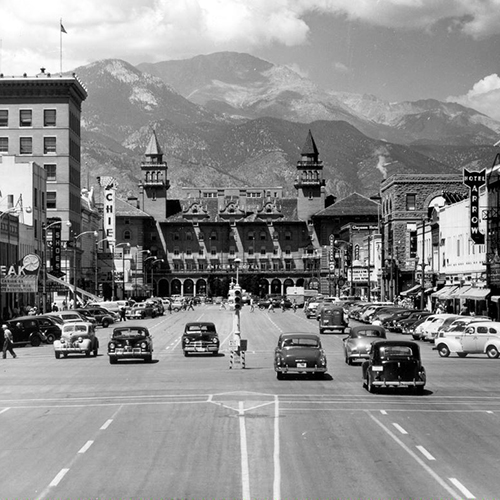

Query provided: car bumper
[183,345,218,352]
[372,380,425,387]
[109,348,150,358]
[275,366,327,374]
[54,346,90,353]
[348,352,370,360]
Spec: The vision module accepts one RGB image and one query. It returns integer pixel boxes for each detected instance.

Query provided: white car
[53,322,99,358]
[421,314,461,342]
[434,317,491,343]
[434,321,500,358]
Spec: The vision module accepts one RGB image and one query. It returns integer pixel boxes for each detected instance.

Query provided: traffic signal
[234,287,242,311]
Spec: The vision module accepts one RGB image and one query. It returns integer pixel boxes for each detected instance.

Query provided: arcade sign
[463,168,485,245]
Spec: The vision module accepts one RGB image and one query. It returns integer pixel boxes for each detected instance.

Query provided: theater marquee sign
[463,168,485,245]
[0,254,41,292]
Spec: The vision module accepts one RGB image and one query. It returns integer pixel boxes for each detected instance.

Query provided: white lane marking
[78,440,94,454]
[449,478,476,499]
[0,408,10,414]
[392,423,408,434]
[239,401,251,500]
[416,445,436,461]
[369,413,465,500]
[100,419,113,430]
[380,410,387,415]
[49,468,69,487]
[273,395,281,500]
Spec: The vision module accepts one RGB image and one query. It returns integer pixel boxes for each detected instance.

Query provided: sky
[2,0,500,119]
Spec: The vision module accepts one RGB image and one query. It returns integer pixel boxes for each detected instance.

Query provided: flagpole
[60,18,63,75]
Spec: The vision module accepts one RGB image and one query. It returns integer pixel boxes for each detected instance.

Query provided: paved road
[1,305,500,499]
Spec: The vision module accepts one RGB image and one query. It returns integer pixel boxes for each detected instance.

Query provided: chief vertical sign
[463,168,485,245]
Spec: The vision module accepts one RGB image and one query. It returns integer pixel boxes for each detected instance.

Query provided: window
[173,232,180,241]
[124,230,131,240]
[0,137,8,153]
[248,231,255,241]
[0,110,8,127]
[19,109,32,127]
[34,188,38,208]
[44,137,56,154]
[260,247,266,256]
[260,231,266,241]
[186,232,192,241]
[46,192,57,209]
[44,164,56,181]
[44,109,56,127]
[210,231,217,241]
[285,231,291,241]
[20,137,32,155]
[406,194,416,211]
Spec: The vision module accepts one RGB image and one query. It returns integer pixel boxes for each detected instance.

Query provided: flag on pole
[60,21,67,34]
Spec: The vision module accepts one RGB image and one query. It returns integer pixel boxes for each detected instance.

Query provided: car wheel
[63,353,68,358]
[415,385,424,395]
[457,352,467,358]
[144,355,152,363]
[85,350,91,357]
[486,345,500,359]
[212,351,219,356]
[183,351,189,357]
[55,351,60,359]
[109,356,117,364]
[276,371,284,380]
[437,344,450,357]
[45,333,56,344]
[30,335,41,347]
[102,320,110,328]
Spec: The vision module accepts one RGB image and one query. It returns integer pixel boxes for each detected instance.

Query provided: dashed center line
[78,440,94,454]
[49,468,69,487]
[392,422,408,434]
[0,408,10,414]
[449,477,476,499]
[416,445,436,461]
[100,418,113,430]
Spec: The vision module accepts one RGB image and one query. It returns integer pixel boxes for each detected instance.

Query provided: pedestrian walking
[250,298,255,312]
[292,301,297,313]
[168,301,172,314]
[267,302,274,313]
[188,299,195,311]
[220,300,226,310]
[120,306,127,322]
[2,324,17,359]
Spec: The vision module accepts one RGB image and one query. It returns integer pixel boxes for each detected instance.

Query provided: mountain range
[75,52,500,201]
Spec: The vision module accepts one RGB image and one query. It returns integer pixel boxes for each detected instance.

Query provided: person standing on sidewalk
[2,324,17,359]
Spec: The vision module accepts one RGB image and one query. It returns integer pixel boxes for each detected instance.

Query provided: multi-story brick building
[113,130,382,299]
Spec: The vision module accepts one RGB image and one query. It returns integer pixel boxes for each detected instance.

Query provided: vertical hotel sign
[463,168,485,245]
[98,176,117,246]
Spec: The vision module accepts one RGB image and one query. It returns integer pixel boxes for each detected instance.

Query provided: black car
[362,340,426,394]
[5,315,62,346]
[77,307,115,328]
[182,322,219,356]
[108,326,153,364]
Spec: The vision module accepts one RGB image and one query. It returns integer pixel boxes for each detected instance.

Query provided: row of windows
[0,109,57,128]
[171,247,294,256]
[0,136,57,155]
[173,261,295,271]
[171,230,293,241]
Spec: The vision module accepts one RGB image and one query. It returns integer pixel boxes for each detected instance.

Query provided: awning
[400,284,421,296]
[460,287,491,300]
[431,285,458,299]
[449,285,474,299]
[491,296,500,302]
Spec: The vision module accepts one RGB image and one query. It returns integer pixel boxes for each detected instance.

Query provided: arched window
[123,230,131,240]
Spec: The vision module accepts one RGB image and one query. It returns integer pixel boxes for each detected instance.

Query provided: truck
[286,286,317,307]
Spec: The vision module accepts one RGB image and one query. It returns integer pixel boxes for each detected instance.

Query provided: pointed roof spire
[301,129,319,158]
[145,130,163,159]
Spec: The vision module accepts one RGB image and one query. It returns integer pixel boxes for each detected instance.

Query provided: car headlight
[212,337,219,343]
[109,342,115,350]
[184,338,190,344]
[141,342,147,348]
[78,336,83,343]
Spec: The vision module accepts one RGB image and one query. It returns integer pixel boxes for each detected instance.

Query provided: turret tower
[294,130,326,222]
[139,131,170,220]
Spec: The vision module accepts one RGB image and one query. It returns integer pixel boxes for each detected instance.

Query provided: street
[1,304,499,500]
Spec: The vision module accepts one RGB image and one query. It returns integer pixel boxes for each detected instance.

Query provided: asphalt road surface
[1,304,500,500]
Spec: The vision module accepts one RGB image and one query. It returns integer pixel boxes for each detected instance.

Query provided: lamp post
[42,220,72,313]
[72,230,98,307]
[135,249,150,298]
[334,239,353,297]
[113,242,130,300]
[151,258,164,297]
[144,256,157,296]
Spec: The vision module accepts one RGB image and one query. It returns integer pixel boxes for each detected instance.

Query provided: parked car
[77,307,115,328]
[421,314,461,342]
[362,340,426,394]
[182,322,219,356]
[318,306,349,334]
[377,309,422,330]
[343,325,387,365]
[434,321,500,358]
[304,298,321,318]
[5,315,61,346]
[125,301,157,319]
[53,322,99,358]
[274,333,327,379]
[394,311,432,334]
[170,298,185,312]
[371,307,407,326]
[108,326,153,363]
[46,310,96,326]
[435,317,491,342]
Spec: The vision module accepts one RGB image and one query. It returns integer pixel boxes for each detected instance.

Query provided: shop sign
[463,168,485,245]
[1,254,41,292]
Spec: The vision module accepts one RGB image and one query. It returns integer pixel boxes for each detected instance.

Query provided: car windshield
[379,345,414,359]
[186,324,216,333]
[354,329,383,338]
[63,324,89,334]
[283,338,319,348]
[113,328,148,338]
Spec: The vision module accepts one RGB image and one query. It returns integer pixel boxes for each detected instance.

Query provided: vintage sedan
[274,333,327,379]
[53,322,99,359]
[362,340,426,394]
[434,321,500,358]
[108,326,153,364]
[125,302,157,320]
[182,322,219,356]
[343,325,387,365]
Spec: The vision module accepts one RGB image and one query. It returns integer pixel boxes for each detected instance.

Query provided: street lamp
[151,258,164,297]
[42,220,72,313]
[71,230,98,307]
[335,239,354,297]
[113,242,130,300]
[135,249,150,298]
